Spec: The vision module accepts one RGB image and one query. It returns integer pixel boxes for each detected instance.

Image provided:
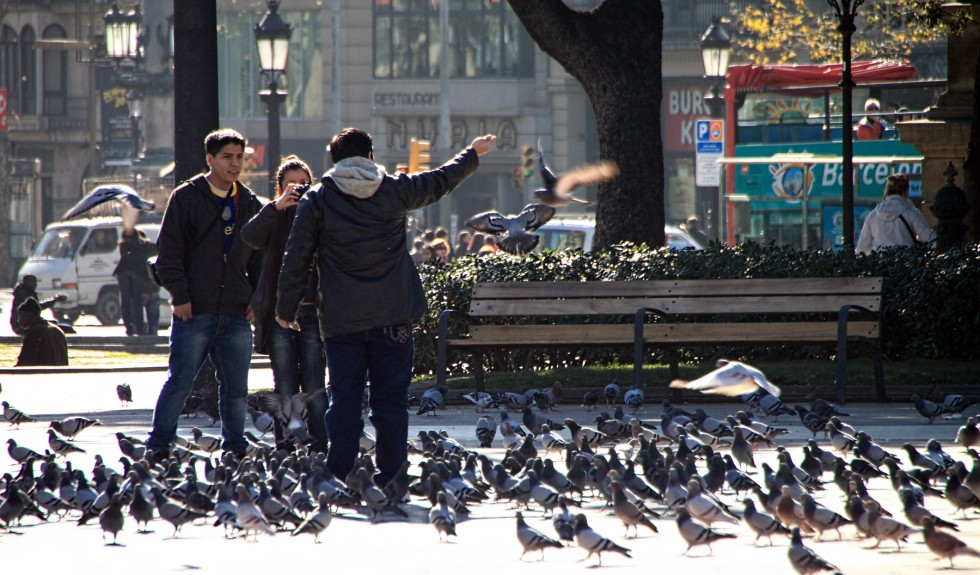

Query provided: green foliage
[413,243,980,379]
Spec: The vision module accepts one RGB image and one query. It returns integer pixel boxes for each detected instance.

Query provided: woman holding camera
[241,155,328,452]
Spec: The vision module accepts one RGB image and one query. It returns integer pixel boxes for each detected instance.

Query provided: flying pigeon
[61,184,156,221]
[465,203,556,255]
[533,140,619,207]
[669,359,781,397]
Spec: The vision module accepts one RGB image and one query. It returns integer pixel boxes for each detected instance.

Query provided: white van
[534,218,705,252]
[16,217,171,326]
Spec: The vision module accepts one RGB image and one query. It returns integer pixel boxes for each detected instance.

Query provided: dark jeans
[142,293,160,334]
[269,304,327,446]
[117,274,144,336]
[146,313,252,455]
[324,323,413,485]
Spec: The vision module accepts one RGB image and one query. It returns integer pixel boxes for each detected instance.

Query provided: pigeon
[573,513,632,565]
[61,184,155,220]
[898,488,958,531]
[291,494,333,543]
[603,380,621,405]
[152,487,208,538]
[98,493,125,545]
[253,389,326,440]
[675,508,735,555]
[6,438,44,463]
[759,393,797,420]
[235,484,276,540]
[464,203,556,255]
[49,417,102,440]
[416,385,447,416]
[428,491,457,542]
[461,392,495,412]
[533,140,618,207]
[910,394,945,423]
[921,517,980,568]
[864,499,914,550]
[799,493,851,540]
[116,383,133,405]
[47,429,86,457]
[942,393,979,415]
[475,415,497,448]
[787,527,840,575]
[669,359,781,397]
[610,481,658,538]
[563,418,606,448]
[247,405,275,436]
[581,390,599,411]
[685,479,739,525]
[742,497,791,546]
[623,385,644,413]
[190,427,222,454]
[2,401,37,428]
[955,416,979,450]
[516,511,563,560]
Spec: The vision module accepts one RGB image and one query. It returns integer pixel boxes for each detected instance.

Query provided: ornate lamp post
[699,17,731,119]
[254,0,292,198]
[104,3,142,67]
[828,0,864,250]
[699,18,732,241]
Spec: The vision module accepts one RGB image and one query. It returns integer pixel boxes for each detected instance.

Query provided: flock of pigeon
[2,360,980,573]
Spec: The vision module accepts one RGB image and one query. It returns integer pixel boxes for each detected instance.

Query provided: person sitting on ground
[856,98,889,140]
[15,298,68,367]
[10,275,67,336]
[856,173,935,254]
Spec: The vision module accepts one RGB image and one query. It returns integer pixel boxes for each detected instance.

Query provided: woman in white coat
[856,173,935,254]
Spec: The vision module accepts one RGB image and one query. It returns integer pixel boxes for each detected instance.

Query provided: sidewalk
[3,367,979,575]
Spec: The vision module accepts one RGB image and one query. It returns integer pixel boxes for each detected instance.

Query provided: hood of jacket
[873,194,914,222]
[327,157,385,199]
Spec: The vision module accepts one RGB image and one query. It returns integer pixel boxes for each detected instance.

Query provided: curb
[0,359,272,375]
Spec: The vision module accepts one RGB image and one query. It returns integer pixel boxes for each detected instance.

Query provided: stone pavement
[2,369,979,575]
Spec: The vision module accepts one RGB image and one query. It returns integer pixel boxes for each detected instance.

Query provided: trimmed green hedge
[414,242,980,377]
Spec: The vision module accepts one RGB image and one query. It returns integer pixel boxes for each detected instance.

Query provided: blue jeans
[269,304,327,447]
[147,313,252,455]
[324,323,413,485]
[118,275,144,336]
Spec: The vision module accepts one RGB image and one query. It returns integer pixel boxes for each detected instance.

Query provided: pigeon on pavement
[516,510,563,560]
[573,512,632,566]
[787,527,841,575]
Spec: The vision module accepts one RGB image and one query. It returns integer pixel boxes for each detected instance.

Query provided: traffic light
[408,138,431,173]
[520,145,535,180]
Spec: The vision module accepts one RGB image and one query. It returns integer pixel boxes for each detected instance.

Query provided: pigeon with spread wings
[465,203,556,255]
[62,184,156,221]
[533,140,619,208]
[669,359,782,397]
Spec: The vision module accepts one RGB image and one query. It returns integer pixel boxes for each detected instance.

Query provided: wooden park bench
[435,277,884,402]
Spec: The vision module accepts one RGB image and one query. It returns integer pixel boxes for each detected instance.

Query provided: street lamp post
[127,90,143,161]
[699,17,731,242]
[254,0,292,199]
[828,0,864,250]
[104,2,142,68]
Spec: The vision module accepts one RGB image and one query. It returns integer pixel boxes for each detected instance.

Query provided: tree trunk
[507,0,665,250]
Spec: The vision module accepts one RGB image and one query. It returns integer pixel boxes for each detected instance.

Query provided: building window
[217,9,322,120]
[42,24,67,117]
[1,26,19,114]
[373,0,534,79]
[20,26,37,116]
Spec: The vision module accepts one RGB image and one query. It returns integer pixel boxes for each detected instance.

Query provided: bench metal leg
[836,307,849,405]
[668,348,682,402]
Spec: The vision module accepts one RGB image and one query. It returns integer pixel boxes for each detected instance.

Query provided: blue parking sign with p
[697,119,710,142]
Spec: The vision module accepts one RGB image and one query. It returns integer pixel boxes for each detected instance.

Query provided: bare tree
[507,0,665,250]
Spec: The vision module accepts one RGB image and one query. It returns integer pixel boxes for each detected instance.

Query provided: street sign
[695,118,723,186]
[0,88,8,132]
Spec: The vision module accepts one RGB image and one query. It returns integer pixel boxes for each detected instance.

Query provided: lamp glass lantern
[127,90,143,120]
[104,3,142,64]
[699,18,731,83]
[254,0,292,79]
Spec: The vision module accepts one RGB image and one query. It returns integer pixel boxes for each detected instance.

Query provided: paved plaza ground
[2,369,979,575]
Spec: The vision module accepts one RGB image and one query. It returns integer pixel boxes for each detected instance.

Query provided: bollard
[929,162,970,251]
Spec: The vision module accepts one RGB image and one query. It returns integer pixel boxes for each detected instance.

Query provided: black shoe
[149,448,170,465]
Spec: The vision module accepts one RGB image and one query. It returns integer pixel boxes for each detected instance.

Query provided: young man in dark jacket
[146,128,263,461]
[276,128,495,485]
